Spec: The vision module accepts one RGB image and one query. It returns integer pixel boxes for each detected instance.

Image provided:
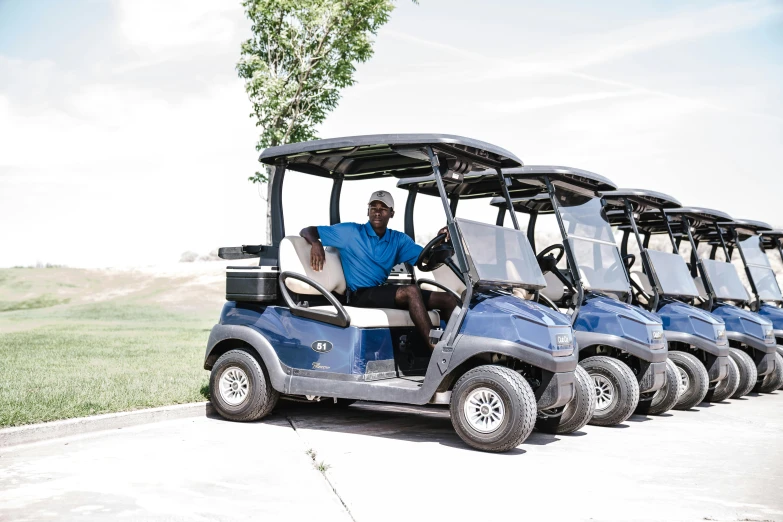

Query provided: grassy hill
[0,263,240,427]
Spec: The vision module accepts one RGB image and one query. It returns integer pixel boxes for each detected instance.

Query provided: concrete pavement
[1,393,782,521]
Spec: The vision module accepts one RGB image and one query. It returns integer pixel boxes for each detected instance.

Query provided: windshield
[647,250,700,298]
[457,218,546,288]
[556,194,629,293]
[700,259,750,301]
[738,236,783,302]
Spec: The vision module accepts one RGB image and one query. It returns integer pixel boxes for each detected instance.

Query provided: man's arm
[300,226,325,271]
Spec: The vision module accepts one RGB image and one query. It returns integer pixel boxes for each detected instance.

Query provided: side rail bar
[278,271,351,327]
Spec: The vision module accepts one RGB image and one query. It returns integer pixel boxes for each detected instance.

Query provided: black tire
[647,358,681,415]
[709,356,740,403]
[210,349,279,422]
[753,352,783,393]
[729,347,758,398]
[778,346,783,390]
[669,351,709,410]
[537,365,596,434]
[581,356,639,427]
[450,365,536,452]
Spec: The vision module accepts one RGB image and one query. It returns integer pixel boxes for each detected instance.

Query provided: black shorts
[348,285,433,310]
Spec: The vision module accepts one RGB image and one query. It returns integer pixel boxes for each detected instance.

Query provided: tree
[237,0,407,243]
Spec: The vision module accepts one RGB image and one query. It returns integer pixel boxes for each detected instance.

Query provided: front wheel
[537,365,596,434]
[669,351,709,410]
[450,365,536,452]
[753,352,783,393]
[709,356,740,403]
[647,358,682,415]
[729,348,758,398]
[581,356,639,427]
[210,349,279,422]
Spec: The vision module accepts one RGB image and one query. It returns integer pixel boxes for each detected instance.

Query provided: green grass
[0,295,70,312]
[0,267,224,428]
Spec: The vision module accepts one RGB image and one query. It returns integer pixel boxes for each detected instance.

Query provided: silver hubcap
[219,366,249,406]
[464,388,505,433]
[679,367,690,394]
[593,375,616,412]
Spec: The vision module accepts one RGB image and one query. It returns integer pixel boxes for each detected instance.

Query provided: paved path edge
[0,402,215,448]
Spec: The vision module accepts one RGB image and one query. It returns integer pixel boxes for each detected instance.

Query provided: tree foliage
[237,0,399,185]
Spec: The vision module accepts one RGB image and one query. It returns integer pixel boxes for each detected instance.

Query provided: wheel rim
[678,366,690,394]
[463,387,505,433]
[593,374,616,412]
[219,366,250,406]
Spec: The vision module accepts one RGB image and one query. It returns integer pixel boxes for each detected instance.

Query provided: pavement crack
[287,416,357,522]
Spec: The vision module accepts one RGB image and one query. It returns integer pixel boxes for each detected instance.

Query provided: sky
[0,0,781,267]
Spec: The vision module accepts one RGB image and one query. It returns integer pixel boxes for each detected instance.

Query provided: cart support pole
[270,161,287,246]
[496,168,520,231]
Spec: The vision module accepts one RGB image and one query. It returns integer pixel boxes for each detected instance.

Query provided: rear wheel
[709,356,740,403]
[581,356,639,427]
[729,348,758,398]
[647,358,681,415]
[451,365,536,452]
[753,352,783,393]
[778,346,783,390]
[669,351,709,410]
[537,365,596,434]
[210,349,279,421]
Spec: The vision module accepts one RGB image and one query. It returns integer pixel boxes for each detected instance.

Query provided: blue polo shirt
[317,222,422,291]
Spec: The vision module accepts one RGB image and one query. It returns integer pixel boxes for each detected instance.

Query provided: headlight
[765,328,775,343]
[716,327,726,340]
[650,329,666,348]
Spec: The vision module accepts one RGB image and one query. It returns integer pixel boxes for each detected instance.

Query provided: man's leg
[426,292,459,323]
[394,285,436,349]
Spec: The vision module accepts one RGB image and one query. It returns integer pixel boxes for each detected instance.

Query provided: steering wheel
[416,233,455,273]
[536,244,565,269]
[536,243,577,293]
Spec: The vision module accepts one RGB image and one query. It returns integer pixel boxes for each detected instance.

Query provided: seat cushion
[310,306,439,328]
[279,236,346,295]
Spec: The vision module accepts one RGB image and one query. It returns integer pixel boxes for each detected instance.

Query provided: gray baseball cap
[368,190,394,209]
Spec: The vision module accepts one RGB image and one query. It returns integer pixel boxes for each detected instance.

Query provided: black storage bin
[226,266,279,302]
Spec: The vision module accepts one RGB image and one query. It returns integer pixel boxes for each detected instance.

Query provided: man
[300,190,459,350]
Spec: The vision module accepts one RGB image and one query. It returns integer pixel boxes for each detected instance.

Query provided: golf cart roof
[664,207,733,226]
[601,189,682,212]
[717,218,773,234]
[501,165,617,194]
[258,134,522,180]
[396,171,540,199]
[762,229,783,238]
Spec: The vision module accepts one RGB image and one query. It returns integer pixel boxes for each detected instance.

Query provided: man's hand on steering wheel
[437,225,450,242]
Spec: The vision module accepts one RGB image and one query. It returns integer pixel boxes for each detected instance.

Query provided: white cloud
[117,0,238,54]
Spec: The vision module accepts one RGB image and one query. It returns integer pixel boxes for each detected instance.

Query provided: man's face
[368,201,394,229]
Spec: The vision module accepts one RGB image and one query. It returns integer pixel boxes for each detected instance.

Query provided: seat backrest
[540,271,565,302]
[414,263,467,295]
[279,236,347,295]
[630,271,653,294]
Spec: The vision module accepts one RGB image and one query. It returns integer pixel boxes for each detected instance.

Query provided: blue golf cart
[395,171,597,435]
[490,167,669,426]
[205,135,579,452]
[601,192,732,405]
[665,209,779,396]
[691,217,782,393]
[760,230,783,347]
